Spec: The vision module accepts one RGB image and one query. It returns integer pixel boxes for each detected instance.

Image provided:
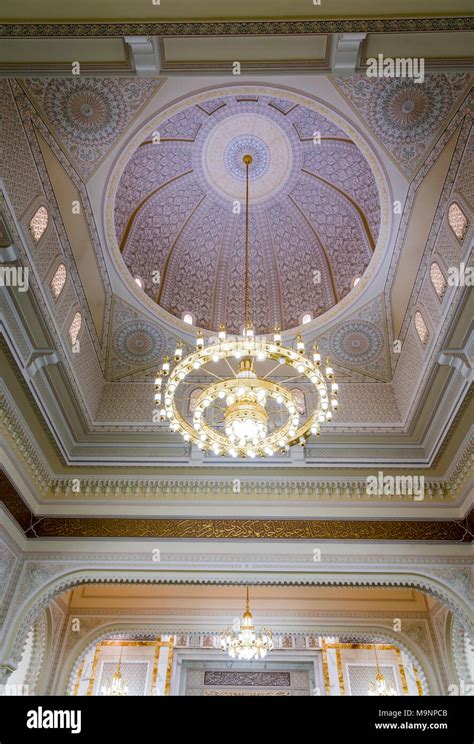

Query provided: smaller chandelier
[367,644,397,696]
[100,648,129,696]
[221,588,274,661]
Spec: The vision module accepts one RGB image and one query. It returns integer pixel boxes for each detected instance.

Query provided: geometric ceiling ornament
[113,88,382,334]
[334,73,471,176]
[23,77,162,179]
[324,295,391,381]
[106,295,175,381]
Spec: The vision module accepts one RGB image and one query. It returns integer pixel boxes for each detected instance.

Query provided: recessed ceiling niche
[113,87,382,334]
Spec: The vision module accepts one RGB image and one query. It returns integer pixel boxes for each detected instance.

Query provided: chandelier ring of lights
[155,153,338,459]
[163,340,332,458]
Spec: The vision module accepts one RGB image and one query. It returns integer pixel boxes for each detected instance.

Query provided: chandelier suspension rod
[243,154,252,328]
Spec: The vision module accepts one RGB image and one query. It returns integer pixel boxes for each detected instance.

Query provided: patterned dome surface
[115,90,381,333]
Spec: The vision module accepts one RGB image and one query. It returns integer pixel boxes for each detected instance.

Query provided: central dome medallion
[202,113,292,203]
[114,88,381,334]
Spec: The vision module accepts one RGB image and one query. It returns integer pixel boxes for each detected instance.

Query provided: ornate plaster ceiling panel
[320,295,392,382]
[114,91,381,333]
[334,73,471,176]
[106,296,176,381]
[23,77,162,178]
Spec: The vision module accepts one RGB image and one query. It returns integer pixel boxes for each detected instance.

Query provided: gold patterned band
[1,472,472,541]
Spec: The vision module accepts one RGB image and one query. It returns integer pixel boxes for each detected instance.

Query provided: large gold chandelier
[154,154,337,458]
[220,588,274,661]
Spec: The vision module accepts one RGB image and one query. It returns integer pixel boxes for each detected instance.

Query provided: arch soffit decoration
[24,608,50,695]
[448,613,474,689]
[5,566,472,677]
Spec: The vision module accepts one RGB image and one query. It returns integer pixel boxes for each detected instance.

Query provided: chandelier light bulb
[174,343,183,362]
[325,358,334,379]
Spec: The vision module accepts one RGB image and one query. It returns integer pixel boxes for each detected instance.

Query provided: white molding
[124,36,161,77]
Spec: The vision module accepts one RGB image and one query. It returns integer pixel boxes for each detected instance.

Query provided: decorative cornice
[0,388,51,491]
[0,19,472,38]
[1,471,472,541]
[1,363,473,505]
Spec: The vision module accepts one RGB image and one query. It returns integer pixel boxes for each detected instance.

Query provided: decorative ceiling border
[0,19,473,37]
[1,363,472,503]
[1,471,472,541]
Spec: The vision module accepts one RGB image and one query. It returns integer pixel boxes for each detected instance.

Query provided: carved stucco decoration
[104,83,391,340]
[106,295,177,380]
[399,620,434,660]
[334,73,472,176]
[24,78,162,179]
[113,92,381,334]
[2,549,472,682]
[451,615,474,687]
[23,610,48,695]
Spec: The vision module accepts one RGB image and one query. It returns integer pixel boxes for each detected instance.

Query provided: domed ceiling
[114,90,381,334]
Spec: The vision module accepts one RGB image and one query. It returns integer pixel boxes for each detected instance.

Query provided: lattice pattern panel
[100,661,148,696]
[347,664,398,696]
[28,206,48,242]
